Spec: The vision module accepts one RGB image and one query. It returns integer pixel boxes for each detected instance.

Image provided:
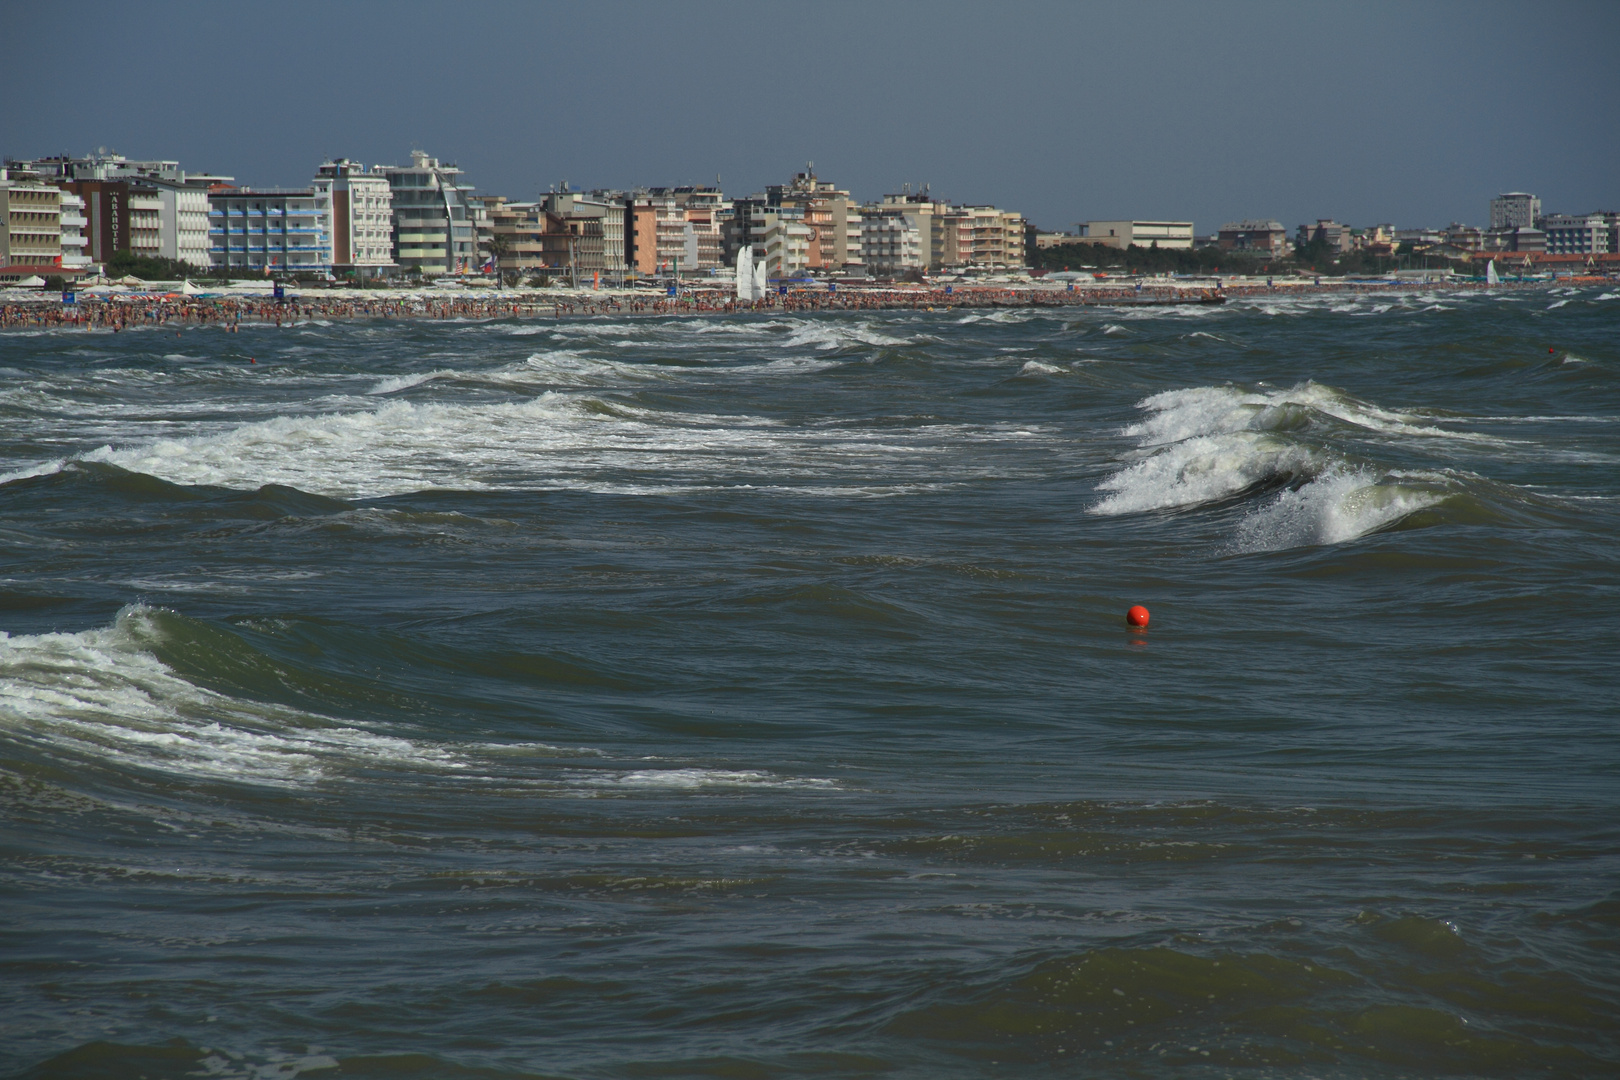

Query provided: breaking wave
[0,606,834,794]
[1092,382,1465,549]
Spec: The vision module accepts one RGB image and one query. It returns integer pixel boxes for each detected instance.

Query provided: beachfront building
[58,189,90,271]
[767,169,860,273]
[1445,223,1486,252]
[479,197,572,278]
[1217,220,1289,256]
[860,211,923,277]
[623,193,687,276]
[646,187,726,271]
[128,186,161,259]
[958,206,1026,267]
[1540,213,1611,256]
[379,151,477,275]
[1354,224,1397,255]
[8,154,220,269]
[1395,227,1443,247]
[315,160,396,278]
[1076,220,1194,250]
[207,187,333,274]
[1297,220,1352,254]
[872,192,947,270]
[761,215,812,278]
[544,191,628,281]
[0,170,63,272]
[150,180,210,268]
[1490,192,1540,231]
[479,196,576,278]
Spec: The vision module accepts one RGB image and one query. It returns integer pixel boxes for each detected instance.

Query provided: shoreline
[0,277,1594,332]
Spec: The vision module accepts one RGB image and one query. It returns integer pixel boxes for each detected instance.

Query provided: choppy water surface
[2,290,1617,1078]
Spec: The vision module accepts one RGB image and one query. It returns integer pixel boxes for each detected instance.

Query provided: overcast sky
[6,0,1615,231]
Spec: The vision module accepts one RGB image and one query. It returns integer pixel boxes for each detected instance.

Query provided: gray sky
[6,0,1615,231]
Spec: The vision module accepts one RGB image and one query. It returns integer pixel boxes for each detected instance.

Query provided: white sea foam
[578,768,837,791]
[1232,468,1446,551]
[1093,432,1317,514]
[368,369,454,394]
[782,321,911,350]
[0,606,834,793]
[1092,382,1460,546]
[0,606,461,786]
[1018,360,1069,376]
[1124,382,1491,446]
[3,380,1019,499]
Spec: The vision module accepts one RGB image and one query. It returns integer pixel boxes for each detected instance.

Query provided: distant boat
[1486,259,1500,286]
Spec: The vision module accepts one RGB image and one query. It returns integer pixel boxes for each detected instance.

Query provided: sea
[2,287,1617,1079]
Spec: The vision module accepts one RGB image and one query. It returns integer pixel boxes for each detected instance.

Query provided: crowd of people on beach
[0,278,1556,332]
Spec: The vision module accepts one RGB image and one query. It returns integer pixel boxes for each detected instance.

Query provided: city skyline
[5,0,1616,233]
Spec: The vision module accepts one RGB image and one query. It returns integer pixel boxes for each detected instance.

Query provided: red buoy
[1126,605,1150,629]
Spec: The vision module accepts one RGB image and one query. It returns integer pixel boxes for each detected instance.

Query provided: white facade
[208,189,333,272]
[153,182,211,267]
[1541,213,1610,255]
[129,188,161,258]
[861,213,922,277]
[380,151,477,274]
[761,217,812,277]
[58,190,90,269]
[314,160,395,273]
[1077,220,1194,249]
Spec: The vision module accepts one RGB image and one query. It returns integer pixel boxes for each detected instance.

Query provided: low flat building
[1077,220,1193,250]
[1396,227,1443,247]
[1217,220,1288,256]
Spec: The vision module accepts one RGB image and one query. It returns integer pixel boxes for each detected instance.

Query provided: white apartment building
[381,151,477,275]
[960,206,1026,267]
[1077,220,1194,249]
[315,160,395,276]
[1540,213,1611,255]
[860,212,922,277]
[152,181,210,268]
[761,216,812,277]
[1489,192,1540,231]
[58,190,90,270]
[208,188,333,273]
[128,186,161,259]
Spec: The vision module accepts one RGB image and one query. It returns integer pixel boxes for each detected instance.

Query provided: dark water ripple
[2,289,1618,1078]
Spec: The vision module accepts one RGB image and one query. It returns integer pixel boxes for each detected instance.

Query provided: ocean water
[1,289,1617,1079]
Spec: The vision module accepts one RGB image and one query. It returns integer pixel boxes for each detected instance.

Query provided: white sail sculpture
[736,245,756,301]
[736,245,770,301]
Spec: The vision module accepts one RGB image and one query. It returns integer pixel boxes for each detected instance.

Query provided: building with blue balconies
[206,187,332,273]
